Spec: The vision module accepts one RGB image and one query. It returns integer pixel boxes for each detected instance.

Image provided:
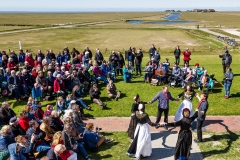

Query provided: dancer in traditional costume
[127,104,159,159]
[174,85,197,121]
[127,94,147,139]
[161,108,196,160]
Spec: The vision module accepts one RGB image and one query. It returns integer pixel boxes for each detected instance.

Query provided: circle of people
[0,44,234,160]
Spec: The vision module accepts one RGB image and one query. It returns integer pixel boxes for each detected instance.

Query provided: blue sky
[0,0,239,11]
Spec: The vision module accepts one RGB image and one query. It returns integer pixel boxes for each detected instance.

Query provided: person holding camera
[223,68,233,99]
[83,123,113,152]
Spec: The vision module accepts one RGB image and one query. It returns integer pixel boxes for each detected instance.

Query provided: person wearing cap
[9,117,25,137]
[127,103,160,159]
[83,46,92,59]
[219,50,232,74]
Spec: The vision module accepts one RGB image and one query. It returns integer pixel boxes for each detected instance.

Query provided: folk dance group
[127,86,209,160]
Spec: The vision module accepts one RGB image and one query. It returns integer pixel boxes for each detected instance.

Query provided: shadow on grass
[230,92,240,98]
[211,88,222,94]
[233,74,240,77]
[200,121,239,159]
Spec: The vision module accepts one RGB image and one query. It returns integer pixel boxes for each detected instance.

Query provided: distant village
[165,9,216,12]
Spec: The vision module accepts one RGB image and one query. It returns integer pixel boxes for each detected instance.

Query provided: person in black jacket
[26,120,51,152]
[135,49,143,76]
[174,45,181,65]
[50,110,64,132]
[22,69,34,92]
[83,46,92,59]
[116,51,125,76]
[71,47,80,59]
[94,49,104,66]
[8,70,22,101]
[0,101,16,125]
[148,44,156,61]
[9,117,25,137]
[89,83,106,109]
[194,92,209,143]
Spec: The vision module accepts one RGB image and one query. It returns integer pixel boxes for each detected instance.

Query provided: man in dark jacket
[9,117,25,137]
[8,70,22,101]
[148,44,156,61]
[22,69,34,91]
[89,83,106,109]
[135,49,143,76]
[26,120,51,152]
[174,45,181,65]
[219,50,232,74]
[83,46,92,59]
[0,101,16,125]
[194,93,209,143]
[94,49,104,66]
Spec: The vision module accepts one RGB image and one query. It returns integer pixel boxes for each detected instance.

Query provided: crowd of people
[0,44,234,160]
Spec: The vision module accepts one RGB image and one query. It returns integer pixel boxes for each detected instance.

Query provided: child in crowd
[44,105,54,117]
[32,101,44,122]
[56,96,66,116]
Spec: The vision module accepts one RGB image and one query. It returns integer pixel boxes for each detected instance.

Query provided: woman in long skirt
[127,103,159,159]
[127,94,144,139]
[174,85,197,121]
[162,108,197,160]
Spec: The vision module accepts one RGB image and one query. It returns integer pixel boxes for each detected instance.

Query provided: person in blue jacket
[8,134,35,160]
[56,51,64,65]
[0,125,15,159]
[123,64,132,83]
[32,83,42,100]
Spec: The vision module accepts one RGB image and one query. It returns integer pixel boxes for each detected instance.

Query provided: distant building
[208,9,215,12]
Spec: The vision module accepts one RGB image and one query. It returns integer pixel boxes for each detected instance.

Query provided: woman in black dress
[127,94,141,139]
[162,108,197,160]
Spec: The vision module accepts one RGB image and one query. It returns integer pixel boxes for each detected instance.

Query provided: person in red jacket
[34,57,43,68]
[18,110,30,131]
[25,53,35,67]
[7,58,18,71]
[182,48,191,65]
[54,74,67,96]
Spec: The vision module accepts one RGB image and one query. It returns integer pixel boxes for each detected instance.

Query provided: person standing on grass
[135,49,143,76]
[223,68,233,99]
[174,45,181,65]
[148,86,179,130]
[148,44,156,61]
[182,48,191,65]
[219,50,232,74]
[194,92,209,143]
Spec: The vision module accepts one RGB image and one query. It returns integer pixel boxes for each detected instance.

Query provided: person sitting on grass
[40,116,55,142]
[32,101,44,122]
[9,117,25,137]
[47,143,77,160]
[50,110,64,132]
[26,120,51,153]
[83,122,113,152]
[143,62,153,83]
[72,105,86,134]
[8,134,35,160]
[32,83,42,101]
[43,105,54,117]
[0,101,16,125]
[56,96,66,116]
[93,63,109,84]
[8,70,22,101]
[89,83,107,109]
[106,80,121,101]
[18,110,30,133]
